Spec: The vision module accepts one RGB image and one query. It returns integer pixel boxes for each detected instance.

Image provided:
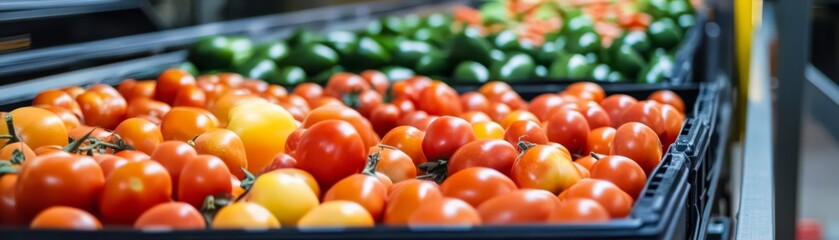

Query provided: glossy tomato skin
[32,89,83,118]
[381,126,427,166]
[384,179,442,225]
[194,128,248,179]
[547,198,610,223]
[226,101,296,173]
[34,105,82,130]
[422,116,476,161]
[134,202,205,230]
[15,154,104,222]
[586,127,616,155]
[77,88,127,129]
[296,120,367,190]
[160,107,219,142]
[511,145,580,194]
[369,104,401,137]
[272,168,321,197]
[99,160,172,225]
[460,111,493,124]
[96,154,135,178]
[600,94,638,128]
[149,141,197,197]
[486,102,512,122]
[323,174,387,222]
[574,154,599,171]
[360,70,389,95]
[564,82,606,103]
[173,85,206,108]
[407,198,481,226]
[460,92,490,113]
[660,104,685,150]
[417,81,463,116]
[545,109,590,154]
[611,122,663,175]
[113,118,163,155]
[0,108,69,150]
[448,140,518,177]
[471,121,505,140]
[491,91,527,110]
[126,98,171,120]
[325,73,371,99]
[648,90,685,113]
[208,93,264,126]
[250,170,319,226]
[579,101,612,129]
[476,189,559,224]
[392,96,416,113]
[114,150,151,162]
[178,155,232,209]
[478,82,513,100]
[30,206,102,230]
[440,167,517,207]
[528,93,565,121]
[284,128,306,157]
[155,68,196,105]
[303,105,379,148]
[259,153,298,174]
[293,83,325,107]
[590,155,647,199]
[504,120,549,151]
[0,142,36,163]
[298,201,374,228]
[0,174,20,225]
[621,101,666,136]
[372,148,417,183]
[212,202,280,229]
[562,179,633,218]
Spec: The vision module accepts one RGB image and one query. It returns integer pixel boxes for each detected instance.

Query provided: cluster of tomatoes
[0,67,686,230]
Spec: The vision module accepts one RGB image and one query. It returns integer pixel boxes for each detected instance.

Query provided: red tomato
[440,167,517,207]
[264,85,288,100]
[407,198,481,226]
[459,111,493,124]
[491,91,528,110]
[612,122,663,175]
[398,110,428,127]
[160,107,219,142]
[178,155,232,209]
[360,70,389,95]
[621,101,665,135]
[591,155,647,199]
[126,98,171,120]
[381,126,427,166]
[117,79,137,100]
[15,154,104,222]
[303,105,379,148]
[99,160,171,224]
[564,82,605,103]
[448,139,518,177]
[325,73,371,98]
[383,180,442,224]
[173,85,206,108]
[476,189,559,224]
[586,127,616,155]
[76,90,127,129]
[528,93,565,121]
[478,82,513,100]
[600,94,638,128]
[296,120,367,190]
[547,198,610,223]
[545,109,590,154]
[32,89,83,118]
[578,100,612,129]
[323,174,388,222]
[648,90,685,113]
[562,179,633,218]
[422,116,477,161]
[293,83,324,107]
[114,150,151,162]
[660,104,685,149]
[149,141,197,197]
[486,102,512,123]
[260,152,298,174]
[373,147,417,183]
[349,90,382,118]
[134,202,205,230]
[417,81,463,116]
[283,128,306,157]
[96,154,134,178]
[504,120,549,151]
[392,96,416,113]
[30,206,102,230]
[511,145,580,193]
[369,104,401,137]
[155,68,196,105]
[1,174,20,225]
[113,118,163,155]
[460,92,490,113]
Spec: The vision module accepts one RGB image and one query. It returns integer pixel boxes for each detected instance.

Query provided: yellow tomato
[272,168,321,197]
[471,121,504,140]
[250,171,319,226]
[0,107,69,149]
[227,101,296,173]
[297,201,374,228]
[212,202,280,229]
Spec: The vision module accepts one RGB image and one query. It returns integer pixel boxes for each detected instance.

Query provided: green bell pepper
[450,27,494,66]
[236,58,280,83]
[414,50,449,76]
[453,61,490,84]
[490,52,535,82]
[253,41,289,63]
[648,18,683,50]
[344,37,392,70]
[272,66,307,87]
[277,43,339,74]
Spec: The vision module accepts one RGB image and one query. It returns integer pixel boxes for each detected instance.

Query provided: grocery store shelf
[734,3,775,240]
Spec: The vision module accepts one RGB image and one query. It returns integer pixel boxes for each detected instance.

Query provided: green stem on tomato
[3,114,19,145]
[235,167,256,202]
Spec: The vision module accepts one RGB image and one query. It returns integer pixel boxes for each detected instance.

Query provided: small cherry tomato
[296,120,367,190]
[547,198,610,223]
[360,70,389,95]
[113,118,163,155]
[114,150,151,162]
[298,201,374,228]
[95,154,134,178]
[348,90,382,118]
[134,202,205,230]
[459,111,493,124]
[407,198,481,226]
[293,83,324,107]
[478,82,513,100]
[564,82,605,102]
[411,115,438,131]
[499,110,539,129]
[194,128,248,179]
[126,98,171,120]
[369,104,401,137]
[15,154,104,222]
[0,142,36,163]
[209,93,265,126]
[511,145,580,194]
[460,92,490,113]
[1,107,70,149]
[612,122,662,175]
[250,170,319,226]
[471,121,505,140]
[504,120,549,151]
[99,160,172,224]
[383,179,442,225]
[417,81,463,116]
[392,96,416,113]
[600,94,638,128]
[476,189,559,224]
[648,90,685,113]
[586,127,616,155]
[422,116,476,161]
[173,85,206,108]
[325,73,371,100]
[323,174,387,222]
[372,148,417,183]
[260,153,298,174]
[32,89,83,118]
[660,104,685,149]
[591,155,647,199]
[491,91,527,110]
[129,81,156,101]
[30,206,102,230]
[440,167,517,207]
[178,155,232,209]
[272,168,321,197]
[241,79,269,94]
[212,202,280,229]
[621,101,665,136]
[381,126,427,166]
[486,102,512,123]
[303,105,379,148]
[545,109,590,154]
[226,101,297,173]
[577,100,611,129]
[528,93,565,121]
[149,141,197,196]
[62,86,85,99]
[448,139,518,177]
[562,179,633,218]
[155,68,196,105]
[284,128,306,157]
[160,107,219,142]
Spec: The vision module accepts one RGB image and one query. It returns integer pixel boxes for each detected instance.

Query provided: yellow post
[734,0,762,139]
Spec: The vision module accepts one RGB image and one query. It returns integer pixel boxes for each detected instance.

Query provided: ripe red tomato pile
[0,68,685,230]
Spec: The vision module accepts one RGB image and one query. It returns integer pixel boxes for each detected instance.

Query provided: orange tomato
[471,121,505,140]
[194,128,248,179]
[323,174,388,222]
[149,141,197,197]
[407,198,481,226]
[32,89,83,118]
[0,107,69,149]
[113,118,163,155]
[0,174,20,225]
[545,109,590,154]
[30,206,102,230]
[648,90,685,113]
[562,179,633,218]
[372,147,417,183]
[155,68,196,105]
[460,92,491,113]
[381,126,427,166]
[600,94,638,128]
[34,104,82,130]
[383,179,442,224]
[173,85,206,108]
[503,120,549,151]
[212,202,280,229]
[476,189,559,224]
[15,154,104,222]
[590,155,647,199]
[459,111,493,124]
[611,122,662,175]
[528,93,565,121]
[292,83,324,107]
[126,98,171,120]
[134,202,205,230]
[160,107,219,142]
[511,145,580,194]
[440,167,517,207]
[586,127,616,155]
[564,82,605,103]
[547,198,610,223]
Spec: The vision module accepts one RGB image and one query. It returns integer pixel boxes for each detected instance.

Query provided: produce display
[186,0,698,86]
[0,67,688,230]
